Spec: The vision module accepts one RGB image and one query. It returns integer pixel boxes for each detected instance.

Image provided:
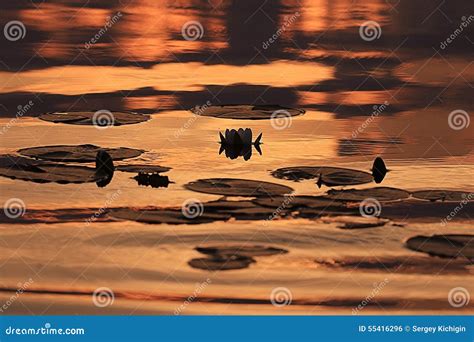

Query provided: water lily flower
[218,128,263,160]
[371,156,389,184]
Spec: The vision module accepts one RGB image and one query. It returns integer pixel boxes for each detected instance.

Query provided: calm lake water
[0,0,473,314]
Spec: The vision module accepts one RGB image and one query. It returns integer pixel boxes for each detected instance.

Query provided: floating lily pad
[271,166,373,186]
[0,208,112,224]
[412,190,473,202]
[39,111,150,126]
[381,200,474,222]
[196,245,288,257]
[325,187,410,202]
[18,144,144,163]
[0,154,104,184]
[254,195,344,209]
[188,255,255,271]
[201,199,280,220]
[315,255,471,274]
[184,178,293,197]
[405,234,474,260]
[192,105,305,120]
[321,215,390,229]
[108,208,230,225]
[115,164,171,173]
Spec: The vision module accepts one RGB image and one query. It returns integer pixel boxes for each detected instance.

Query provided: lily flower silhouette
[95,150,114,188]
[371,156,389,183]
[218,128,263,160]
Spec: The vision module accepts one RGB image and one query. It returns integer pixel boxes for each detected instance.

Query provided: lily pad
[271,166,373,186]
[18,144,144,163]
[315,255,471,274]
[184,178,293,197]
[108,208,230,225]
[321,215,390,229]
[39,111,150,126]
[115,164,171,173]
[412,190,473,202]
[0,155,104,184]
[196,245,288,257]
[254,195,344,209]
[188,255,255,271]
[405,234,474,260]
[325,187,410,202]
[192,105,305,120]
[0,208,112,224]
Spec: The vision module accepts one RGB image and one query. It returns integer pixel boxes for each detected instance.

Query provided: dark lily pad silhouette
[191,104,305,120]
[412,190,473,202]
[95,150,114,188]
[115,164,171,173]
[108,208,230,225]
[254,195,345,209]
[0,154,106,184]
[184,178,293,197]
[315,255,471,274]
[405,234,474,260]
[188,255,255,271]
[18,144,144,163]
[380,200,474,221]
[203,199,281,220]
[195,245,288,257]
[133,173,171,188]
[321,215,390,229]
[371,156,388,184]
[271,166,373,186]
[0,207,113,224]
[325,187,410,202]
[39,111,150,126]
